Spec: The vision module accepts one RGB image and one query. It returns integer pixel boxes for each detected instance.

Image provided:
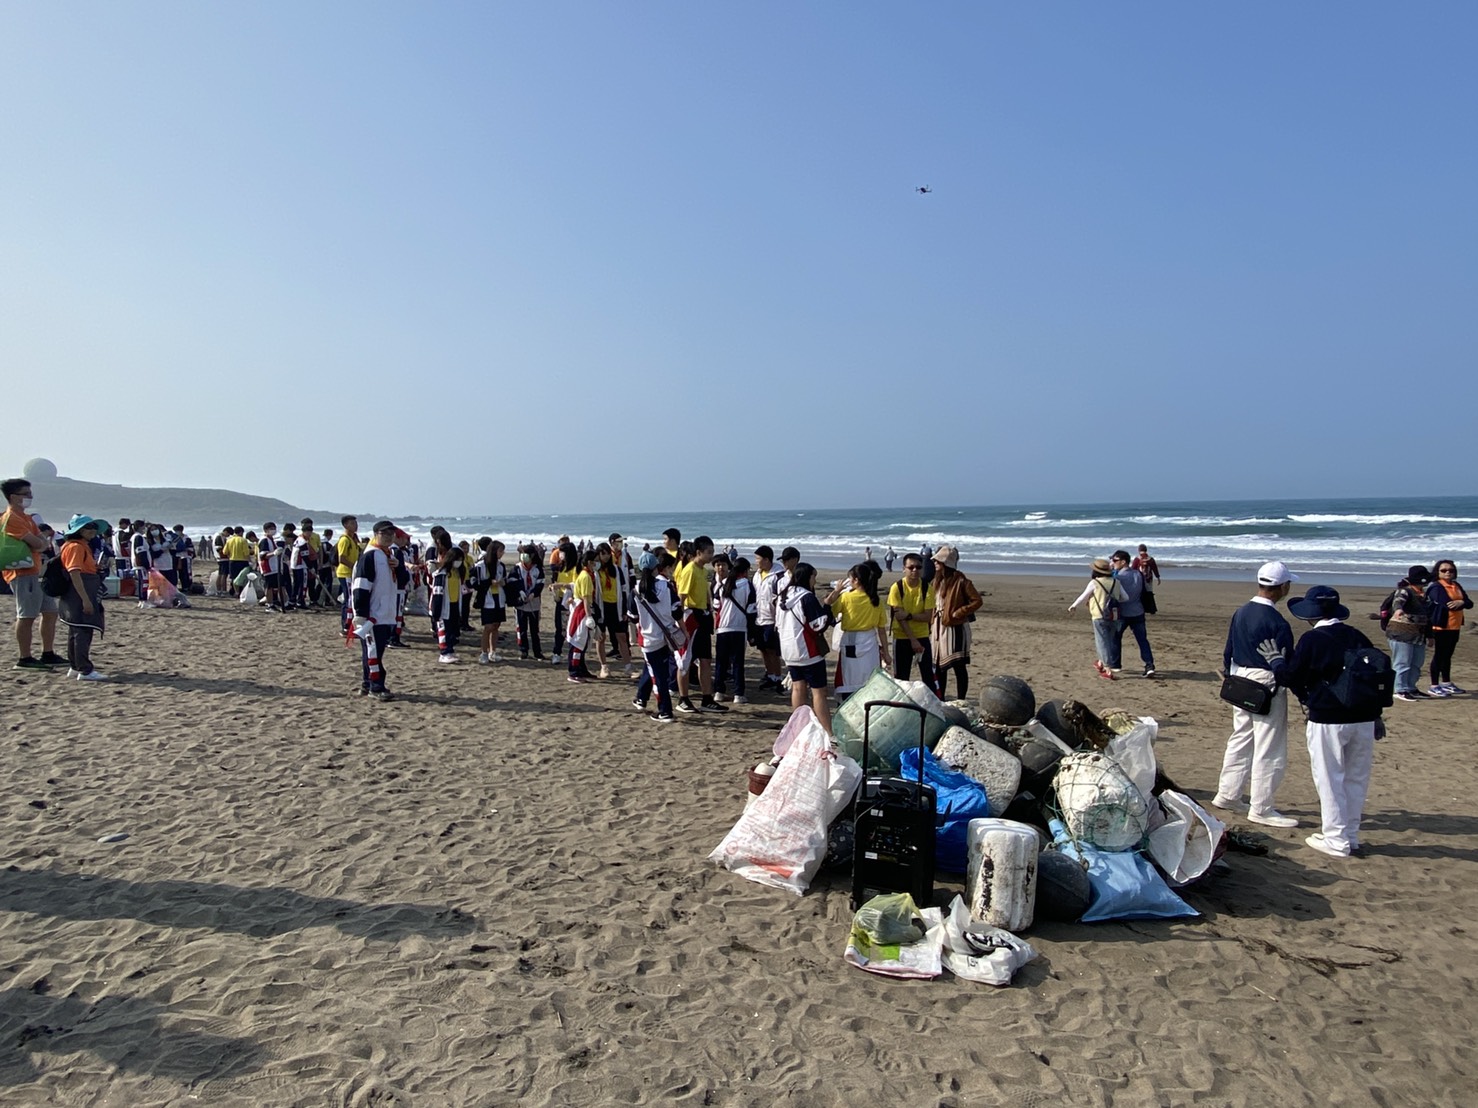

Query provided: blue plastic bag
[1078,844,1199,922]
[898,747,992,873]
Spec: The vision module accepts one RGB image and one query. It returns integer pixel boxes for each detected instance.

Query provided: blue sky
[3,3,1474,515]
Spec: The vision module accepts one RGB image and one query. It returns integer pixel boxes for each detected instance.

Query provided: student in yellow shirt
[671,536,726,713]
[567,549,602,682]
[336,516,364,631]
[887,553,937,690]
[822,561,891,697]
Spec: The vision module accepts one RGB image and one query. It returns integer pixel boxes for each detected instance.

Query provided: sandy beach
[2,569,1474,1106]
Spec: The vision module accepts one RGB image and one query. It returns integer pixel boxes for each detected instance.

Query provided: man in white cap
[1212,561,1300,828]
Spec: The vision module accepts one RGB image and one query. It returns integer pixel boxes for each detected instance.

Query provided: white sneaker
[438,654,460,665]
[1248,809,1299,829]
[598,665,610,679]
[712,692,725,703]
[477,652,490,665]
[78,671,109,681]
[1305,832,1349,858]
[732,695,748,704]
[489,652,502,662]
[65,668,79,679]
[1210,795,1249,814]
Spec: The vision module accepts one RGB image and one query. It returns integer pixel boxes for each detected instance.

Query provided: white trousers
[1217,665,1289,814]
[1306,720,1376,854]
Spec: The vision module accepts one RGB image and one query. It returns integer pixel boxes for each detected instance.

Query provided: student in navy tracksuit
[1284,585,1384,859]
[1213,560,1299,828]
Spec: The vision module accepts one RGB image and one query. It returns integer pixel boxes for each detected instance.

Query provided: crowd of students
[332,521,988,724]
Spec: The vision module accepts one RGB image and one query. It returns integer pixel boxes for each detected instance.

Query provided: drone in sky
[915,186,932,194]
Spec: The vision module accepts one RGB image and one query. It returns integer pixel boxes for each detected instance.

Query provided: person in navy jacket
[1213,561,1300,828]
[1284,585,1384,859]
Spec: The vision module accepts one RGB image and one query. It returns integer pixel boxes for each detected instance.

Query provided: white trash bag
[1147,789,1225,886]
[709,707,862,896]
[941,895,1037,986]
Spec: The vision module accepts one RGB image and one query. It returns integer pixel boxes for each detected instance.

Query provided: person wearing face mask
[350,521,406,702]
[2,477,65,669]
[510,547,546,660]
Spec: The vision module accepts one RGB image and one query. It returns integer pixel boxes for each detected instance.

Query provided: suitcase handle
[861,699,929,797]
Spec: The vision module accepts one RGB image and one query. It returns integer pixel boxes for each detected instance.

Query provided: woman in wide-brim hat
[1069,557,1127,680]
[58,515,108,680]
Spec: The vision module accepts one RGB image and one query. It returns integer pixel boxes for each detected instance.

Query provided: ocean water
[359,496,1478,584]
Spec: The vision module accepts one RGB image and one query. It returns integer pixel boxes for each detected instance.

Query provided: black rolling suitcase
[851,699,937,909]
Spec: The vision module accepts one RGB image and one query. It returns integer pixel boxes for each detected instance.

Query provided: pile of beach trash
[709,668,1223,984]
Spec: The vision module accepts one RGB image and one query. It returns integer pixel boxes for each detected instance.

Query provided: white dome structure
[22,458,58,480]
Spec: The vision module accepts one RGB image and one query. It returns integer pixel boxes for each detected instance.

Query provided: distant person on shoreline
[884,546,896,572]
[1133,543,1160,615]
[1132,544,1160,585]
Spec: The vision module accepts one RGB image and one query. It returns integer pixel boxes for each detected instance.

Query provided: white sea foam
[1288,513,1478,526]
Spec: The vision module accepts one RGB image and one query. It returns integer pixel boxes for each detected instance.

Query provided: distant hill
[23,475,337,528]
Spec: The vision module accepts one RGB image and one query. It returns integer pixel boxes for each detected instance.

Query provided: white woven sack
[1053,751,1150,852]
[709,710,863,896]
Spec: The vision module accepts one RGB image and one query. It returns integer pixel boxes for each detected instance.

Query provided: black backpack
[1324,646,1395,715]
[40,555,72,598]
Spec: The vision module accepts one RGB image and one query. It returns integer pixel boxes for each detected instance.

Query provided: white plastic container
[965,818,1041,931]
